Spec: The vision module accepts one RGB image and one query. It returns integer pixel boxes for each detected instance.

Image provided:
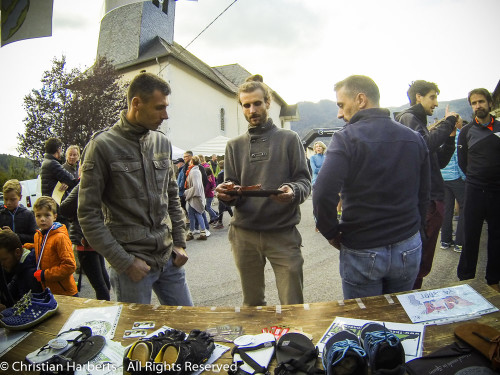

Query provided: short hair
[407,80,440,106]
[334,75,380,106]
[66,145,81,157]
[197,155,205,163]
[238,74,272,105]
[33,196,57,215]
[313,141,327,154]
[127,72,171,107]
[0,231,22,253]
[45,138,62,154]
[191,156,200,165]
[184,151,193,157]
[467,88,492,105]
[3,179,22,197]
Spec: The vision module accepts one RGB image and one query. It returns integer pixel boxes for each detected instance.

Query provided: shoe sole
[1,304,58,331]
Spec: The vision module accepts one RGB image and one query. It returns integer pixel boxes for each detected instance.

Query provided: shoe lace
[364,330,400,350]
[9,292,32,313]
[327,339,366,367]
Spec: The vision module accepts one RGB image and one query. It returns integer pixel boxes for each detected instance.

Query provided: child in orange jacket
[24,196,78,296]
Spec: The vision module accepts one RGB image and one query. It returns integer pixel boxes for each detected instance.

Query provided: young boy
[0,230,42,305]
[24,196,78,296]
[0,179,37,244]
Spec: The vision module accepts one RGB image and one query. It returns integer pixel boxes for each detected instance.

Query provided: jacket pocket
[110,161,143,199]
[153,159,169,193]
[109,225,148,244]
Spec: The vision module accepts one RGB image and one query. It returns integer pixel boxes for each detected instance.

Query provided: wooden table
[2,278,499,374]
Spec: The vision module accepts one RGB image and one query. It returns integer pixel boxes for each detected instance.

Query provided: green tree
[17,56,127,164]
[17,55,79,164]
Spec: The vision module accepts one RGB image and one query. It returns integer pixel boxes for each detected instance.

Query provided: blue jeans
[188,206,206,232]
[340,232,421,299]
[205,197,218,221]
[110,257,193,306]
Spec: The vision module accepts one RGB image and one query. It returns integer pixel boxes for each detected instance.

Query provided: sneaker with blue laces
[359,322,405,375]
[0,289,58,331]
[322,330,368,375]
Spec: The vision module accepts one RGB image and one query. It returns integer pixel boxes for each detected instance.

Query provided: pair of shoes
[322,323,405,375]
[454,245,462,253]
[186,233,194,241]
[205,230,211,237]
[26,326,104,365]
[125,328,215,374]
[214,223,224,229]
[197,234,207,241]
[440,241,453,249]
[1,288,58,331]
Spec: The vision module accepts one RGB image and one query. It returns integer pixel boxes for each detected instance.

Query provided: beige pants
[229,225,304,306]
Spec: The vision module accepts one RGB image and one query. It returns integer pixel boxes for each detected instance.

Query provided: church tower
[97,0,176,66]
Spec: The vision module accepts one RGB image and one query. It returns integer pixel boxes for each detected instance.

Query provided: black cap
[174,158,184,164]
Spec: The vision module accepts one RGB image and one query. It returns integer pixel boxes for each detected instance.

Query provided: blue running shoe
[1,289,58,331]
[322,330,368,375]
[1,288,52,318]
[360,322,405,375]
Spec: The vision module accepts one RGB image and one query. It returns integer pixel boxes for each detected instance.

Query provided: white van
[20,176,42,211]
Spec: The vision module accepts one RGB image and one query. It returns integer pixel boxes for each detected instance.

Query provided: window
[220,108,225,131]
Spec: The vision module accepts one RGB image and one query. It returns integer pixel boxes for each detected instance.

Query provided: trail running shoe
[1,290,58,331]
[124,328,187,374]
[1,288,52,318]
[359,322,405,375]
[322,330,368,375]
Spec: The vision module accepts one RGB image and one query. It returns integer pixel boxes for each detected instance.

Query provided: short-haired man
[457,88,500,290]
[216,74,311,306]
[314,75,430,299]
[395,80,458,289]
[78,72,192,305]
[40,138,78,197]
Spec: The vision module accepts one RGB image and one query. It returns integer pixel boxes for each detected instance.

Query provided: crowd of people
[0,71,497,314]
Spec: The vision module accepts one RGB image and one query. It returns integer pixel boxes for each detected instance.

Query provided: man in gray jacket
[216,74,311,306]
[78,73,192,305]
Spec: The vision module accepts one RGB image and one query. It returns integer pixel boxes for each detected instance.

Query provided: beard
[474,107,491,119]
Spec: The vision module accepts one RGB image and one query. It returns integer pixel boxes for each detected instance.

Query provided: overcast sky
[1,0,499,156]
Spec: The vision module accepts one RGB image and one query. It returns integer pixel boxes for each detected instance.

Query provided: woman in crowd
[310,141,326,185]
[185,156,208,241]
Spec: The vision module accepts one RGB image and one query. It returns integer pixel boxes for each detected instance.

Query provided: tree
[17,55,79,164]
[17,55,127,164]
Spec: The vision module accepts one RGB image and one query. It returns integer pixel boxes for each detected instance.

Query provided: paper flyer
[397,284,498,325]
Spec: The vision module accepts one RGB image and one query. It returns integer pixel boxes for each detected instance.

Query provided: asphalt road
[78,196,489,306]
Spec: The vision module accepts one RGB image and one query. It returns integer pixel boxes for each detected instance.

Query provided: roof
[191,135,230,156]
[116,37,237,95]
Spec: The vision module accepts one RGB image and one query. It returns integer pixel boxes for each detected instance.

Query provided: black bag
[405,341,498,375]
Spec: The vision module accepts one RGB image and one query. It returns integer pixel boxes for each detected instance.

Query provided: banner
[1,0,54,47]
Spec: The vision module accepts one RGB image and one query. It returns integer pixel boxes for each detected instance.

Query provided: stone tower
[97,0,176,65]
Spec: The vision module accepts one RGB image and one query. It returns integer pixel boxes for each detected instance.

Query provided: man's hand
[1,226,13,232]
[172,246,188,267]
[215,182,237,202]
[328,234,342,250]
[125,257,151,282]
[270,185,294,204]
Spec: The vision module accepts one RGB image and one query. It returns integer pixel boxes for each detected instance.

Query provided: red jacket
[25,223,78,296]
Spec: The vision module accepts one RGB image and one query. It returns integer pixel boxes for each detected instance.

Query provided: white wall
[118,58,289,153]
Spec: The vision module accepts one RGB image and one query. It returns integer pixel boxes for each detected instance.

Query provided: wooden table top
[2,278,499,374]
